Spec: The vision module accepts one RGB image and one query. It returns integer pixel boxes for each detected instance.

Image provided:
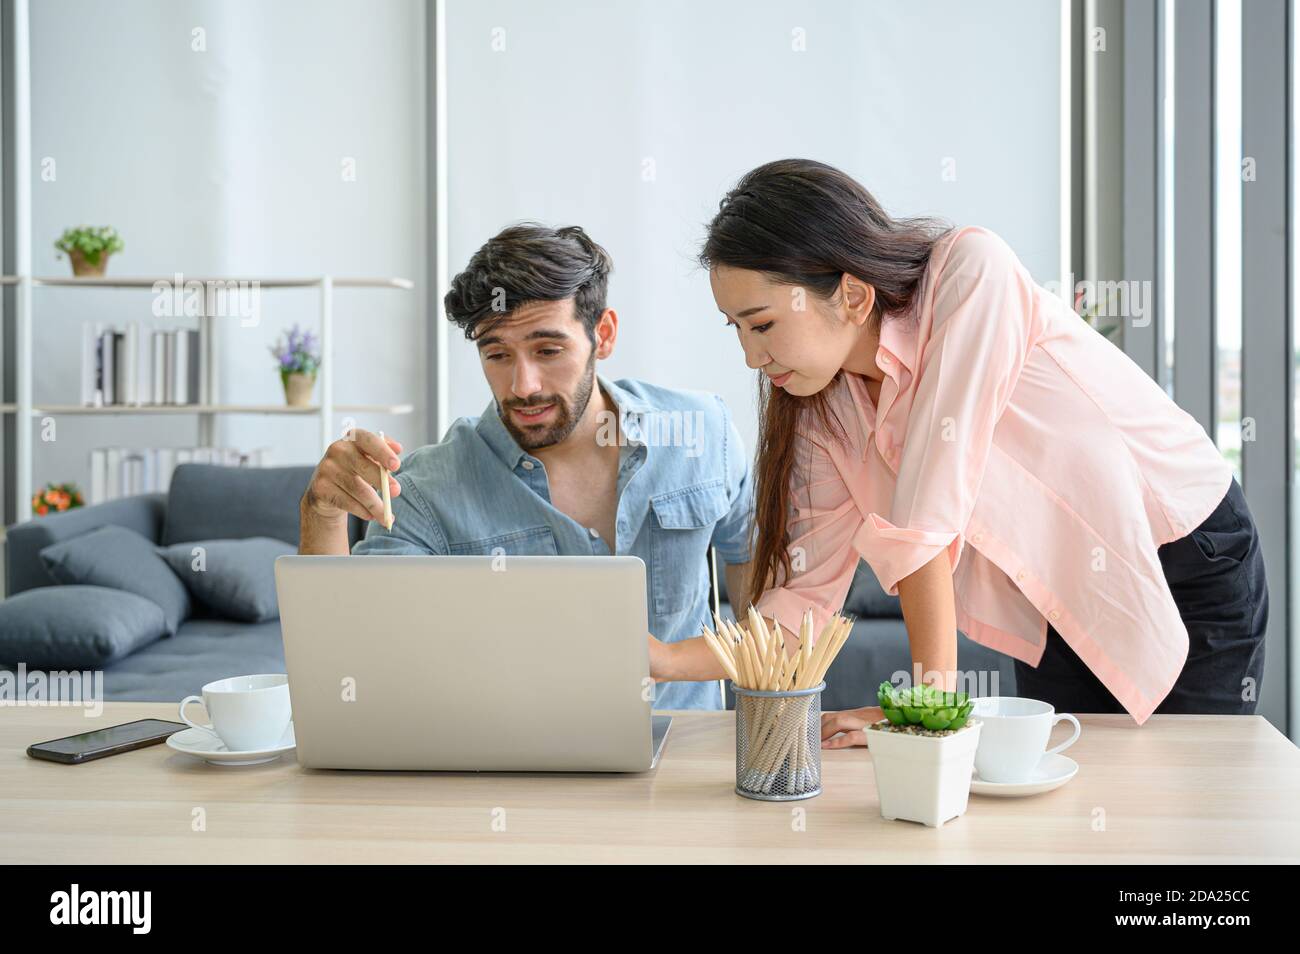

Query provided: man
[299,222,754,708]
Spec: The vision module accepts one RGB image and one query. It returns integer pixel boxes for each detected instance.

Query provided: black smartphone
[27,718,188,764]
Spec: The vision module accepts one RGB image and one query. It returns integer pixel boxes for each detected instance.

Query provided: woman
[677,158,1268,746]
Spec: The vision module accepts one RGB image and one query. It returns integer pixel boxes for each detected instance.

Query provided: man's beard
[498,354,597,451]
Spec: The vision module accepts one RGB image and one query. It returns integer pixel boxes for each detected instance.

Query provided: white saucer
[166,722,296,766]
[970,752,1078,796]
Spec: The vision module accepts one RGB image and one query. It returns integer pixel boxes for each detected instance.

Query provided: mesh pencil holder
[733,681,825,801]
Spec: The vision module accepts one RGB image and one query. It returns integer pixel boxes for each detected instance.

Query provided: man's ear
[593,308,618,359]
[842,274,877,327]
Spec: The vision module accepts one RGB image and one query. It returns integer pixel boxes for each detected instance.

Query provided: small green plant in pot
[54,226,124,277]
[865,680,982,827]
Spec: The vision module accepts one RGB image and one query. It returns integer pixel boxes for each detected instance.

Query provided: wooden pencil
[378,429,394,530]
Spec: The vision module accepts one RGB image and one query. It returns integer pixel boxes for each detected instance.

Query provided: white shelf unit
[0,273,413,523]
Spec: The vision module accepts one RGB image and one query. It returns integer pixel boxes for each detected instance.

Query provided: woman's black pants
[1013,475,1268,715]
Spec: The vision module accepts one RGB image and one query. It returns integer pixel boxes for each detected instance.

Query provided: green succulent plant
[877,681,975,731]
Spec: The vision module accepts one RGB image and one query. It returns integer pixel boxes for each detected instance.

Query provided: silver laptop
[274,554,670,772]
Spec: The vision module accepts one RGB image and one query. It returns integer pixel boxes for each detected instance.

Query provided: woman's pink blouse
[755,225,1233,724]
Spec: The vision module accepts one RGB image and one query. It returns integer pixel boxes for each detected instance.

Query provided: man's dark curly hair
[443,222,614,344]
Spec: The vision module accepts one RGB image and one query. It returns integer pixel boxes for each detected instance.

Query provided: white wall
[27,0,426,495]
[20,0,1062,498]
[444,0,1062,453]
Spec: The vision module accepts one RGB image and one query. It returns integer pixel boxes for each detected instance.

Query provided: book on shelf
[99,327,114,404]
[170,328,200,404]
[88,446,271,504]
[83,322,200,406]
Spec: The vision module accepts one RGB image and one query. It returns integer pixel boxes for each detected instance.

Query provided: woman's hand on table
[821,705,886,748]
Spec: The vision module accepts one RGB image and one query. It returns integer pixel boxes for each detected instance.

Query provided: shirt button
[588,528,600,539]
[879,353,891,364]
[972,532,983,544]
[1016,570,1026,582]
[521,460,534,470]
[1048,610,1060,621]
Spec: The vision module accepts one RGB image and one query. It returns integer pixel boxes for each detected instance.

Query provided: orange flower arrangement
[32,482,85,516]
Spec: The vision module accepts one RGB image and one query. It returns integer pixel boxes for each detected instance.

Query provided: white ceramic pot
[865,720,982,827]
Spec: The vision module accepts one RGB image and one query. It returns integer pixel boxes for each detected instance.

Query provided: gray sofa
[3,463,1014,707]
[3,464,364,702]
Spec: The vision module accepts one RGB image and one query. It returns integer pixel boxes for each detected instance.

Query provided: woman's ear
[841,274,877,326]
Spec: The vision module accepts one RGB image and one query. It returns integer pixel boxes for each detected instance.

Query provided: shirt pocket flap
[650,481,729,530]
[447,525,558,556]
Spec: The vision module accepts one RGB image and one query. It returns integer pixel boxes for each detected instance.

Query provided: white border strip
[1061,0,1074,301]
[433,0,449,441]
[15,0,31,523]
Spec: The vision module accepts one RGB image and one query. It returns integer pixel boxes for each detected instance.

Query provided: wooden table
[3,703,1298,863]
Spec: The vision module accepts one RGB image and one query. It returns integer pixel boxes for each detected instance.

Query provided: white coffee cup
[179,674,291,752]
[971,696,1080,783]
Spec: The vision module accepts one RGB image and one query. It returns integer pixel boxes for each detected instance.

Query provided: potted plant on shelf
[270,324,321,407]
[865,680,982,828]
[31,482,85,517]
[54,226,124,277]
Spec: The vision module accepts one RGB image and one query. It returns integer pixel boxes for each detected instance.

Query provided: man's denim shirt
[351,375,755,709]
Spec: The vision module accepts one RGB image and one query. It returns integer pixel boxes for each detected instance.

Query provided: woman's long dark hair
[699,158,953,613]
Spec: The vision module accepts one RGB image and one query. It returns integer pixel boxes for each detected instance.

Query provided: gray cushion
[2,492,166,598]
[38,525,191,636]
[162,464,316,547]
[0,585,169,668]
[159,537,295,622]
